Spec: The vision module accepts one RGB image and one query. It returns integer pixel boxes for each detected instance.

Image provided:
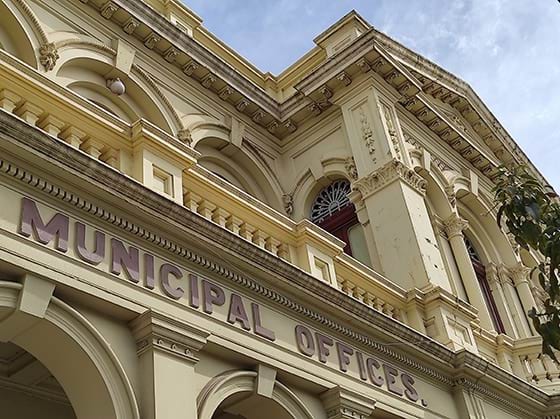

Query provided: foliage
[494,166,560,360]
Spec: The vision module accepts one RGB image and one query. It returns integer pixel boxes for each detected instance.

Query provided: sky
[183,0,560,190]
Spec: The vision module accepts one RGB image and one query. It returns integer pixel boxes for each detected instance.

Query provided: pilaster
[351,158,449,291]
[337,79,450,291]
[130,310,208,419]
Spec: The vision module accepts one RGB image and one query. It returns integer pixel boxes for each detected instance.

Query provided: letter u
[75,222,105,265]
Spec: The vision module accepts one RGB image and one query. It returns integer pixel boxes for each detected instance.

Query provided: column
[321,387,375,419]
[509,262,537,336]
[130,310,208,419]
[498,265,532,338]
[442,214,494,331]
[338,81,451,292]
[485,263,519,337]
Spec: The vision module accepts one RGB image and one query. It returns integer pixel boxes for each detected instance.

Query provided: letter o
[295,325,315,357]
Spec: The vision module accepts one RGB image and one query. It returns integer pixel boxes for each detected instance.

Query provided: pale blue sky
[183,0,560,189]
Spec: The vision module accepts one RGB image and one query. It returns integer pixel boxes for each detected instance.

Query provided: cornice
[0,111,557,414]
[75,0,550,191]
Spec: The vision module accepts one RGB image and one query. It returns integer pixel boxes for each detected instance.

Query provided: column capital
[130,310,209,364]
[443,213,469,239]
[508,262,532,286]
[321,387,375,419]
[484,262,500,287]
[352,158,427,199]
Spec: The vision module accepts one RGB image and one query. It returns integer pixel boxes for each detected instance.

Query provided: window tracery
[310,179,352,224]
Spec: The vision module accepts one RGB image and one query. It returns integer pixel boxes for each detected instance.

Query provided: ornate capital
[509,263,531,286]
[130,310,208,363]
[39,43,59,71]
[352,159,427,199]
[443,214,469,239]
[321,387,375,419]
[485,262,501,287]
[497,263,514,286]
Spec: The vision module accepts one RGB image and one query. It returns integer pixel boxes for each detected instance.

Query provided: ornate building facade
[0,0,557,418]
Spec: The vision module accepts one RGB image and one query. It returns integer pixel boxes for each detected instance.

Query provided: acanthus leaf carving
[352,159,427,198]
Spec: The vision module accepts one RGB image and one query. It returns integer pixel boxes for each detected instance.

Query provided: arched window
[465,237,506,334]
[311,180,371,266]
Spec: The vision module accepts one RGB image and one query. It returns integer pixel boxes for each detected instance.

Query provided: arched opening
[0,341,76,418]
[198,370,313,419]
[55,55,173,133]
[464,237,506,334]
[194,135,282,210]
[0,280,139,419]
[310,179,371,266]
[212,392,294,419]
[0,1,38,68]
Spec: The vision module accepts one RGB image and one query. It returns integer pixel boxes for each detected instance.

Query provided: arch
[292,159,350,222]
[53,40,181,133]
[0,280,140,419]
[197,370,314,419]
[0,0,42,68]
[457,191,518,266]
[416,164,455,220]
[191,123,283,210]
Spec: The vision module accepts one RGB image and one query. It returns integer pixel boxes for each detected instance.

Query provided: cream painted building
[0,0,557,418]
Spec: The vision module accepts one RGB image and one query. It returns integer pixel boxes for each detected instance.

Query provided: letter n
[19,197,69,252]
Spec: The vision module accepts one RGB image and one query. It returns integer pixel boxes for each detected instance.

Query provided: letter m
[19,197,69,252]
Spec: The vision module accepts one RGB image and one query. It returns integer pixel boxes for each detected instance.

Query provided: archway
[0,0,39,68]
[193,134,283,210]
[198,370,314,419]
[0,279,139,419]
[54,47,177,133]
[0,341,76,418]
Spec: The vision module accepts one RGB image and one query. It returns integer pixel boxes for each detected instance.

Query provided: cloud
[183,0,560,189]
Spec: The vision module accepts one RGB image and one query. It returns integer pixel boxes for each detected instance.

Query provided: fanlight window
[311,179,352,224]
[310,180,371,267]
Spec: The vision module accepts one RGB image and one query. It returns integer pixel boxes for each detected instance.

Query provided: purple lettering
[401,373,419,402]
[366,357,384,387]
[189,274,199,308]
[75,222,105,265]
[227,294,251,330]
[202,280,225,314]
[110,239,139,283]
[160,263,184,300]
[295,325,315,356]
[144,254,155,289]
[384,364,403,396]
[316,333,334,364]
[336,342,353,372]
[19,197,68,252]
[252,303,275,341]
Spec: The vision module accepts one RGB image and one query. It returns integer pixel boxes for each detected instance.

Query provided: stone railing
[513,337,560,393]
